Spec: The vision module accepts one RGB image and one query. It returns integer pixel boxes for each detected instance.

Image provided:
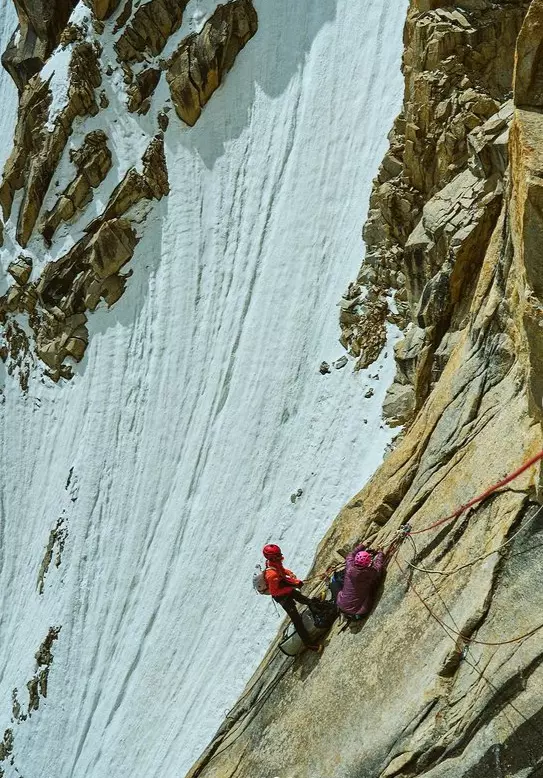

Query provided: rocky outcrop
[36,516,68,595]
[83,0,121,20]
[340,1,530,424]
[28,216,138,376]
[19,41,102,247]
[0,76,51,220]
[126,66,162,113]
[1,134,167,380]
[0,627,60,774]
[188,3,543,777]
[28,626,61,711]
[0,319,32,391]
[381,103,511,424]
[40,129,112,245]
[514,0,543,109]
[2,0,78,90]
[0,0,257,385]
[0,40,102,248]
[114,0,189,64]
[191,176,543,777]
[115,0,258,121]
[166,0,258,127]
[7,255,32,285]
[85,133,169,230]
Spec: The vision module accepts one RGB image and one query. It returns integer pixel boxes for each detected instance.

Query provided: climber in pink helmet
[334,544,386,618]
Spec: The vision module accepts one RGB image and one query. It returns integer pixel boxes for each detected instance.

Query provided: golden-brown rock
[188,3,543,777]
[166,0,258,127]
[0,0,256,386]
[1,0,78,90]
[515,0,543,108]
[189,147,543,778]
[115,0,189,63]
[40,129,112,245]
[126,67,161,113]
[83,0,121,20]
[341,1,530,424]
[1,132,168,379]
[0,41,103,248]
[86,134,169,231]
[0,76,51,221]
[88,218,137,280]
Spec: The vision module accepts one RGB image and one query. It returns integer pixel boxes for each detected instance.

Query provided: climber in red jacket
[263,544,323,651]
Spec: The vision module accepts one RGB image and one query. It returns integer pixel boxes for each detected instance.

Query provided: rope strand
[405,505,543,577]
[409,449,543,536]
[395,553,543,647]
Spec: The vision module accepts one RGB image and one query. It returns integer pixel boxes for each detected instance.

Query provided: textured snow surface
[42,44,76,132]
[0,1,407,775]
[0,0,17,172]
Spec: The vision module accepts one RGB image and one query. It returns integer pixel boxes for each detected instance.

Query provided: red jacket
[264,560,302,597]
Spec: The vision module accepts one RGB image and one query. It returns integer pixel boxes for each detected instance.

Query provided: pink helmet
[354,550,372,568]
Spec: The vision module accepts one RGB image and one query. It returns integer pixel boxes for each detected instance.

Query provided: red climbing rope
[409,448,543,535]
[394,554,543,646]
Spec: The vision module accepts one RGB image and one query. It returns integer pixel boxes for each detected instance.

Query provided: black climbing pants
[274,590,318,646]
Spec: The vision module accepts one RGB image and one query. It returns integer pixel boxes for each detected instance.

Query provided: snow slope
[0,0,17,172]
[0,1,407,775]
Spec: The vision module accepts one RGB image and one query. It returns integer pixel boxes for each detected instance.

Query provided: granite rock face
[188,3,543,777]
[2,0,78,90]
[82,0,121,20]
[166,0,258,127]
[339,0,530,425]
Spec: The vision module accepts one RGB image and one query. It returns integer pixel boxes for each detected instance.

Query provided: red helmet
[263,543,282,560]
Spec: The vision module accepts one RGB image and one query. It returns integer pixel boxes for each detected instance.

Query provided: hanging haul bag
[252,564,270,595]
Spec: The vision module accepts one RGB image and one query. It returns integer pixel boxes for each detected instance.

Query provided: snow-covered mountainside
[0,1,406,775]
